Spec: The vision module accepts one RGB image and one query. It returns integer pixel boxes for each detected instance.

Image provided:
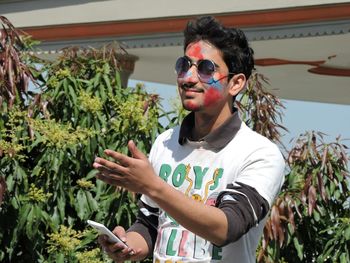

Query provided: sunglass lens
[175,57,190,75]
[198,60,215,79]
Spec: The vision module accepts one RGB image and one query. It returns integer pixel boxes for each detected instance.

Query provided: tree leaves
[236,73,288,146]
[0,16,39,109]
[238,71,349,263]
[0,18,163,262]
[258,131,350,262]
[1,15,349,263]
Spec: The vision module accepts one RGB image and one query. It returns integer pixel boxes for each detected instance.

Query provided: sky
[128,79,350,156]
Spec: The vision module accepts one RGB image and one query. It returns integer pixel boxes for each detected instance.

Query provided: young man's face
[177,40,231,112]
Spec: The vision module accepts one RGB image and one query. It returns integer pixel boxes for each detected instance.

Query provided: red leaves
[236,73,288,145]
[271,203,285,247]
[307,185,317,216]
[262,195,294,251]
[316,171,327,202]
[0,16,37,109]
[260,132,349,261]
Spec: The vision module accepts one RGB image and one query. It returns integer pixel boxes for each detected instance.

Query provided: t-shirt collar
[178,109,242,151]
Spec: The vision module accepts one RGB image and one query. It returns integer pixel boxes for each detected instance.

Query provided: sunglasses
[175,56,234,84]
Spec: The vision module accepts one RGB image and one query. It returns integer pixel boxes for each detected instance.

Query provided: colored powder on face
[185,101,200,111]
[208,75,225,90]
[178,70,197,83]
[184,70,194,80]
[204,87,223,106]
[187,43,204,60]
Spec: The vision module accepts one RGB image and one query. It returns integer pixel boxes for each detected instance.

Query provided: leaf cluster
[0,16,349,263]
[241,75,350,263]
[0,16,40,110]
[0,18,161,263]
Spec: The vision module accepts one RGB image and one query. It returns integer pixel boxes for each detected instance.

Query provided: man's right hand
[98,226,144,262]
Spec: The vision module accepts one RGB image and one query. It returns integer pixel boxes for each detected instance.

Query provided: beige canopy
[2,0,350,104]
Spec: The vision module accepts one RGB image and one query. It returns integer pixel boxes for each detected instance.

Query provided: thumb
[112,226,127,242]
[128,140,147,160]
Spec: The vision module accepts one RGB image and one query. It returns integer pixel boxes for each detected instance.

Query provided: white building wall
[1,0,349,27]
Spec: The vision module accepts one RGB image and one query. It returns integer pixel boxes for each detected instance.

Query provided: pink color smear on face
[204,87,223,107]
[187,42,204,60]
[185,100,200,111]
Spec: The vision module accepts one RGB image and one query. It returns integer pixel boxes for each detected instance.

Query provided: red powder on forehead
[187,43,204,60]
[204,87,223,106]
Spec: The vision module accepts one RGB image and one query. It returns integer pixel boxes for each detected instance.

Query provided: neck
[192,104,233,140]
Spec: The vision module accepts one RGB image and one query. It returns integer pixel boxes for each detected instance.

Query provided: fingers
[113,226,127,242]
[93,156,126,186]
[94,141,145,171]
[112,227,139,257]
[128,140,147,160]
[96,172,123,186]
[104,149,130,167]
[93,156,125,172]
[93,154,127,177]
[93,141,151,191]
[98,235,133,261]
[98,229,139,262]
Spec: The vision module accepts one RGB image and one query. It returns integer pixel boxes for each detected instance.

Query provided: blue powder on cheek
[207,77,224,90]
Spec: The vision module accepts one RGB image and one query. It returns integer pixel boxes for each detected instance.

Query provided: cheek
[204,87,223,106]
[211,80,225,91]
[211,73,227,90]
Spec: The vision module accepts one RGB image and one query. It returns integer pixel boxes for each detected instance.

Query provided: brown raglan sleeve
[215,182,269,246]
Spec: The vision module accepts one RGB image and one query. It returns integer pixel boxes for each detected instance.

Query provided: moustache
[179,83,203,91]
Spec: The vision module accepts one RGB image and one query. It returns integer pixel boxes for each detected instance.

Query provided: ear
[227,73,247,97]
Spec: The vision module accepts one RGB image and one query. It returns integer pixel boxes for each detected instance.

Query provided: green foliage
[242,74,350,263]
[272,132,350,263]
[0,19,162,262]
[1,16,349,263]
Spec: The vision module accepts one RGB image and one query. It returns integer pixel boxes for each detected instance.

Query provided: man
[93,16,285,263]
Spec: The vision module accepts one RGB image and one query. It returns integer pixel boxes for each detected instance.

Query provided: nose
[178,64,199,84]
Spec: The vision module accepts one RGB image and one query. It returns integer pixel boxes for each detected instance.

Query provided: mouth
[180,84,204,93]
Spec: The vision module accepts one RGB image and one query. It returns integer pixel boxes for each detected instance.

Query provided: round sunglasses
[175,56,234,84]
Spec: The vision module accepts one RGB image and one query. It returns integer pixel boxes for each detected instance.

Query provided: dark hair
[183,16,255,79]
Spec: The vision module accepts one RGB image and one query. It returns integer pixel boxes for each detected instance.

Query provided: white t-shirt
[141,116,285,263]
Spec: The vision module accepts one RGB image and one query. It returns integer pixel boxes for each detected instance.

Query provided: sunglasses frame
[175,56,236,84]
[175,56,218,82]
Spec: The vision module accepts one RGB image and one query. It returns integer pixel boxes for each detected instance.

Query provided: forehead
[185,40,223,61]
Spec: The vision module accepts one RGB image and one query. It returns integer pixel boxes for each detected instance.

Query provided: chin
[183,102,201,112]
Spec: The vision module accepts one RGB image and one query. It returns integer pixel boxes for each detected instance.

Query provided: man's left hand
[93,140,161,194]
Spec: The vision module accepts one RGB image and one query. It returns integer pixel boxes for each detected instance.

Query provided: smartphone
[87,220,128,248]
